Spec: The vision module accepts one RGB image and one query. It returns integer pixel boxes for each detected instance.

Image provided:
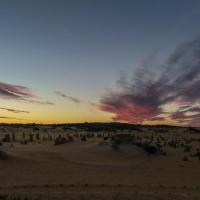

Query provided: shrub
[144,145,157,155]
[29,134,34,142]
[49,135,53,141]
[184,146,192,152]
[67,135,74,142]
[42,136,47,142]
[10,144,14,147]
[35,133,40,140]
[0,150,8,160]
[0,195,8,200]
[111,141,120,152]
[2,134,11,142]
[81,136,87,141]
[12,133,16,141]
[20,140,28,145]
[195,151,200,160]
[54,135,67,145]
[22,132,25,139]
[183,156,189,161]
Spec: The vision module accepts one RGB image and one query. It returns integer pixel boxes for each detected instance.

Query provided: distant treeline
[0,122,199,133]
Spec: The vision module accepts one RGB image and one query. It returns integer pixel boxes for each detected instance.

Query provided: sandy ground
[1,140,200,187]
[0,127,200,199]
[1,185,200,200]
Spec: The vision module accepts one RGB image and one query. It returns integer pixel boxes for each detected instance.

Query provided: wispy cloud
[0,82,54,105]
[98,36,200,126]
[55,91,81,103]
[0,107,30,114]
[0,82,34,100]
[27,100,55,105]
[0,116,22,120]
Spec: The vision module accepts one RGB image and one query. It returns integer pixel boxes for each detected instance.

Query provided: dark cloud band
[98,36,200,126]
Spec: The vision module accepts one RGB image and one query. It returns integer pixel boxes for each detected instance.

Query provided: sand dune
[0,124,200,199]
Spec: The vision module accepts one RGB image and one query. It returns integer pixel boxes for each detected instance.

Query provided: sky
[0,0,200,125]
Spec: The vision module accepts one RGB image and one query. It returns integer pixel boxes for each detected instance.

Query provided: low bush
[0,150,8,160]
[144,145,157,155]
[54,135,68,145]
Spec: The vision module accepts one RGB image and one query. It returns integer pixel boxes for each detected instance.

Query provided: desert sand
[0,123,200,199]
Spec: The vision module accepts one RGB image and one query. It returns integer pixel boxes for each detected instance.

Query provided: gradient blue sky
[0,0,200,124]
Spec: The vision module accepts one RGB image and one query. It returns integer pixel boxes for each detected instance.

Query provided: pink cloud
[98,36,200,126]
[0,82,54,106]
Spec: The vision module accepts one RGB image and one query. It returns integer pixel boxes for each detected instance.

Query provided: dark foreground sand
[1,140,200,187]
[1,185,200,200]
[0,124,200,199]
